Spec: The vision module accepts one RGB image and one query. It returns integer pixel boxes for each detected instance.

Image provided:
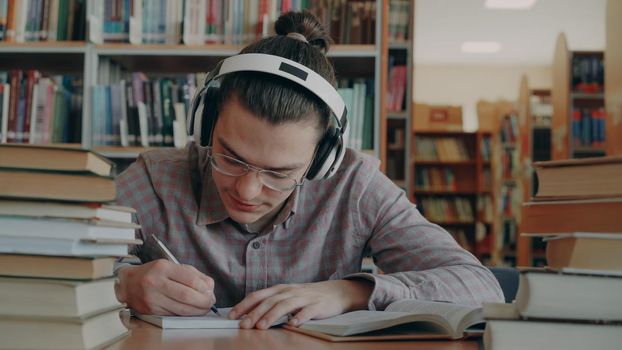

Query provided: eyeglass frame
[206,146,306,192]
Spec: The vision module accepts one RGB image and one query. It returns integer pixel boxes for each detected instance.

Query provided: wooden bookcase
[606,0,622,156]
[411,131,497,265]
[515,76,552,267]
[380,0,414,192]
[0,0,400,171]
[551,33,607,161]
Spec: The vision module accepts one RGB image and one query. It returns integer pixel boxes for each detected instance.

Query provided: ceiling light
[461,41,501,53]
[485,0,537,9]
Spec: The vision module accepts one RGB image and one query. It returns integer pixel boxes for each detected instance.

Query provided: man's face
[210,96,319,226]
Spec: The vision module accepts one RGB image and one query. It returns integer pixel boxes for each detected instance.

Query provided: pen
[151,234,221,316]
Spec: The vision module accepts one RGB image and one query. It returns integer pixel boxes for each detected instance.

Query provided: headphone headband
[213,53,347,130]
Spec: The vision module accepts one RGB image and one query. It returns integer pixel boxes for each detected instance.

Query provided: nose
[234,170,263,201]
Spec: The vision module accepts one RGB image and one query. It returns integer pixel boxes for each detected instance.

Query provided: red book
[6,70,21,143]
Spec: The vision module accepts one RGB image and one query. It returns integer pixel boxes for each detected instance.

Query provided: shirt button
[252,242,261,249]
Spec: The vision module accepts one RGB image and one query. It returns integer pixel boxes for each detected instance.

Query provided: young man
[114,11,504,330]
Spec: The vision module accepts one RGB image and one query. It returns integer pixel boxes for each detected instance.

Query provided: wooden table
[104,312,481,350]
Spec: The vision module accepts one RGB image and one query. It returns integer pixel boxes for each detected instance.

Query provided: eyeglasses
[207,147,303,192]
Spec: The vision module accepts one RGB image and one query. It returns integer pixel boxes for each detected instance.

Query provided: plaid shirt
[115,143,503,310]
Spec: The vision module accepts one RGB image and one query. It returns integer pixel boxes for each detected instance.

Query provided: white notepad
[134,308,288,329]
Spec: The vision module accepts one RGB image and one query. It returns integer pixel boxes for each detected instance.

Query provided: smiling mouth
[229,195,262,210]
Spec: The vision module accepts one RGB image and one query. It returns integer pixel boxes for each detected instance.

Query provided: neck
[247,200,288,233]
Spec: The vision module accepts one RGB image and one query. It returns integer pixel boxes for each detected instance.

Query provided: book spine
[160,79,174,147]
[0,0,7,41]
[151,79,164,146]
[124,80,138,146]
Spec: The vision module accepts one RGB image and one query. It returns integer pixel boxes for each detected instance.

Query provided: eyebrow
[218,137,306,172]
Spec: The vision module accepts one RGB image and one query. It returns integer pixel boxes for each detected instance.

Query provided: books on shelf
[337,78,374,151]
[92,61,198,148]
[414,167,456,191]
[533,155,622,199]
[477,195,493,223]
[0,0,86,43]
[499,114,518,144]
[0,71,83,145]
[418,197,474,223]
[522,197,622,234]
[386,63,407,112]
[90,0,377,46]
[571,54,604,94]
[571,107,606,149]
[414,137,470,161]
[388,0,409,42]
[285,299,484,341]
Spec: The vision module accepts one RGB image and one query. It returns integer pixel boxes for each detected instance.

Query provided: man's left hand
[228,279,374,329]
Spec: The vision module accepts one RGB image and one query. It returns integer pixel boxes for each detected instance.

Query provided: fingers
[168,264,215,294]
[159,277,216,311]
[238,293,291,329]
[258,296,312,329]
[229,284,288,320]
[288,303,322,326]
[129,260,217,316]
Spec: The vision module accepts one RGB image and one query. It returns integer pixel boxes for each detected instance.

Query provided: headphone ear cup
[197,85,220,147]
[306,127,339,180]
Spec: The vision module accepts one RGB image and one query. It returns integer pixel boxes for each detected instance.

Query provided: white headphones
[186,53,349,180]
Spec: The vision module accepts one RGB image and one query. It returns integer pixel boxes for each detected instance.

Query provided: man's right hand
[115,259,216,316]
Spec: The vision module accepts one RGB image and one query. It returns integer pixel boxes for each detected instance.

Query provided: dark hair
[216,11,336,136]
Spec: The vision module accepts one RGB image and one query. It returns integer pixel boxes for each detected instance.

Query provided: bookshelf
[515,78,552,267]
[606,0,622,156]
[380,0,413,192]
[527,89,551,267]
[491,101,522,267]
[0,0,396,170]
[551,33,607,161]
[411,131,497,265]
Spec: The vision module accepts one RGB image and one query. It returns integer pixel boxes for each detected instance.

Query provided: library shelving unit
[380,0,414,192]
[606,0,622,156]
[490,101,522,267]
[551,33,607,161]
[411,130,497,265]
[0,1,397,175]
[515,76,552,267]
[0,42,88,146]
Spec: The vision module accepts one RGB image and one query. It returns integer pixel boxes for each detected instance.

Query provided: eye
[222,156,242,166]
[264,171,290,180]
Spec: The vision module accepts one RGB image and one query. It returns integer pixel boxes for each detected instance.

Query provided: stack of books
[0,144,141,349]
[483,156,622,350]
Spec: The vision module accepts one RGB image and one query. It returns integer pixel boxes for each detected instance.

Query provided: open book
[134,308,288,329]
[285,299,484,342]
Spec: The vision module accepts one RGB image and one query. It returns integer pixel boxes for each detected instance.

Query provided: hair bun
[275,10,332,53]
